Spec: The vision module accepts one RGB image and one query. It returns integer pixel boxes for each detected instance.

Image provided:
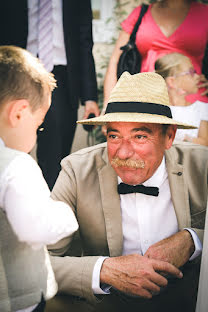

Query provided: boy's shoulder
[0,146,30,174]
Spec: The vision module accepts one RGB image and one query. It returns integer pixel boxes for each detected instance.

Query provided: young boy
[0,46,78,312]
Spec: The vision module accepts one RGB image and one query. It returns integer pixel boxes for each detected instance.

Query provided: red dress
[122,2,208,103]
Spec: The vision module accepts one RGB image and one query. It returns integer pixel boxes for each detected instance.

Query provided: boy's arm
[0,153,78,248]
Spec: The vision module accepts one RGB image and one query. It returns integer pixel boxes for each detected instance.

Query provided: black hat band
[105,102,172,118]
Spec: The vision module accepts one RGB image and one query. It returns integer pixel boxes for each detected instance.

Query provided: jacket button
[177,172,182,176]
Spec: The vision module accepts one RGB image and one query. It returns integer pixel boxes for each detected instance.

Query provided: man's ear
[8,99,29,127]
[165,125,177,150]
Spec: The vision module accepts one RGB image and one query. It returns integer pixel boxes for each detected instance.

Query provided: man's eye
[108,134,118,139]
[135,135,147,139]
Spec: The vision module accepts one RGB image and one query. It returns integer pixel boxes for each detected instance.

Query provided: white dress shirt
[92,157,202,294]
[27,0,67,67]
[0,138,78,312]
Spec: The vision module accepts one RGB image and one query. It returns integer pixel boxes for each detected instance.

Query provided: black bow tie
[117,183,159,197]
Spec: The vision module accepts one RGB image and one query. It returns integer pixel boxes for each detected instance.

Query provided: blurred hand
[100,107,107,136]
[83,100,100,119]
[101,125,107,136]
[198,74,208,96]
[183,134,194,143]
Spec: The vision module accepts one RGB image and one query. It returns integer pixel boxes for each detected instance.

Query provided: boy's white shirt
[0,138,78,312]
[0,138,78,249]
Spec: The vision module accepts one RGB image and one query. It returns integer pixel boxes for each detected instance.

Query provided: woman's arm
[184,120,208,146]
[196,120,208,146]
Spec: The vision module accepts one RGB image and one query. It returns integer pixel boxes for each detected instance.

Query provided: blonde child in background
[155,52,208,146]
[0,46,78,312]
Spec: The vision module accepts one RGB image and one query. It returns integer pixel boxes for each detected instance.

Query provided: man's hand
[83,100,100,119]
[144,230,195,269]
[100,254,182,299]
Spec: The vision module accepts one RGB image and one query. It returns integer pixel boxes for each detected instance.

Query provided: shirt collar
[0,137,5,148]
[118,157,167,188]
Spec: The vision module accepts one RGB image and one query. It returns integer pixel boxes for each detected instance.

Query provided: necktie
[38,0,53,72]
[117,182,159,197]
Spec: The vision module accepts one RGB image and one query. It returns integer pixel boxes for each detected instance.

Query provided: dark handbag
[117,4,148,79]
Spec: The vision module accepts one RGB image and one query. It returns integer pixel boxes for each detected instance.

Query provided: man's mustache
[111,157,145,169]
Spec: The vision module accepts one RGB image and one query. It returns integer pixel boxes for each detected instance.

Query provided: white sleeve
[184,228,202,261]
[0,153,78,249]
[92,257,111,294]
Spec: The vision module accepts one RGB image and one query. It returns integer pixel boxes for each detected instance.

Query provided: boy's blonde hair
[155,52,190,79]
[0,45,56,112]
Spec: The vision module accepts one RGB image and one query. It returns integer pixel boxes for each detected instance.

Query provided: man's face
[107,122,176,185]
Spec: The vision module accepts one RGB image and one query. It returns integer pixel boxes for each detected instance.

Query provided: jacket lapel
[98,148,123,257]
[165,148,191,230]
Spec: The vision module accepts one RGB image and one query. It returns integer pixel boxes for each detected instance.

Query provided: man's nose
[116,139,134,159]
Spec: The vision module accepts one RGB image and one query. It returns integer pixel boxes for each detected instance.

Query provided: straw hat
[77,72,196,129]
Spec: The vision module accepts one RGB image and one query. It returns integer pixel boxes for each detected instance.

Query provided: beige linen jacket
[49,142,208,304]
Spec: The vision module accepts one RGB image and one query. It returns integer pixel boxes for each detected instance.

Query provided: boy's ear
[8,99,29,127]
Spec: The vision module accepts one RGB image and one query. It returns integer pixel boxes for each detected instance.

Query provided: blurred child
[0,46,78,312]
[155,52,208,146]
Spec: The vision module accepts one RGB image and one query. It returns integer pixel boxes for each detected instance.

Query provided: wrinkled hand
[198,74,208,96]
[144,230,195,269]
[100,254,182,299]
[83,100,100,119]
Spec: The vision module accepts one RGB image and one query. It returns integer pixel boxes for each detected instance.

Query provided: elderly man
[47,72,207,312]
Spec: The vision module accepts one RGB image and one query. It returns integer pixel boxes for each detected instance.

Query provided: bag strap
[129,4,149,43]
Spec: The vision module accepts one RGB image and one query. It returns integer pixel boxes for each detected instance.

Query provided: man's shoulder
[167,142,208,165]
[170,142,208,155]
[61,143,108,167]
[70,142,107,156]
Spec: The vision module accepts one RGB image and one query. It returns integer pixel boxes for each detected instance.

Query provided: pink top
[122,2,208,103]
